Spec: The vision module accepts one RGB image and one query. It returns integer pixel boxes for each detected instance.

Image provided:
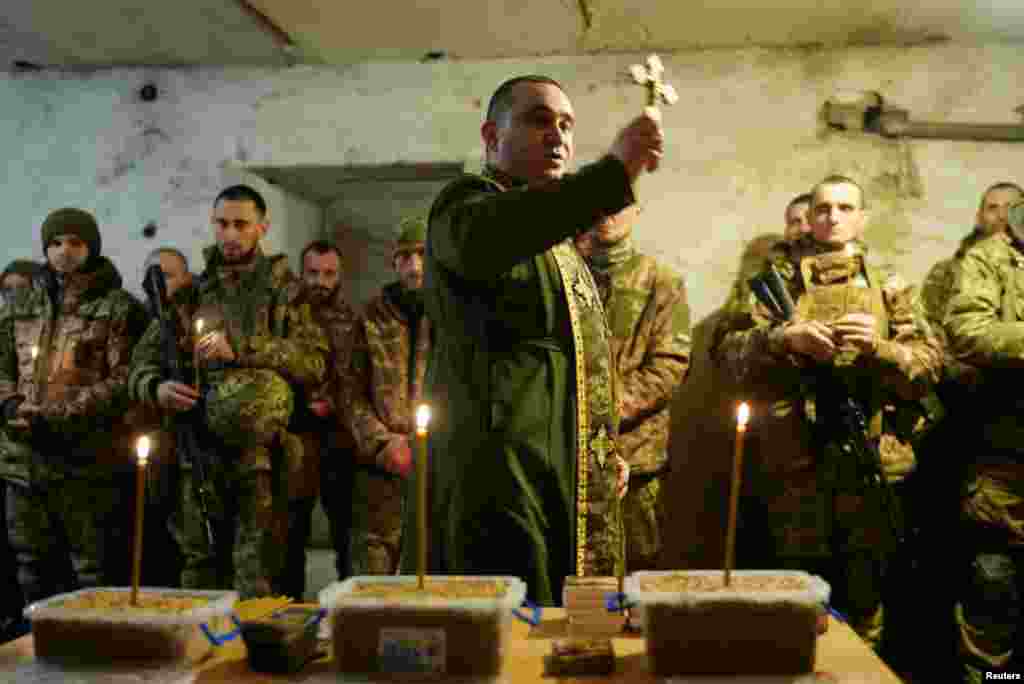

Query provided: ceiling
[4,0,1024,69]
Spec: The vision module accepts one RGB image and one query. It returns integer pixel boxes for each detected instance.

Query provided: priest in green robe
[416,75,664,604]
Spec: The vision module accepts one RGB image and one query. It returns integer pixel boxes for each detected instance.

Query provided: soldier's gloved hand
[1,395,25,424]
[379,436,413,479]
[615,455,630,500]
[157,381,200,413]
[782,320,837,362]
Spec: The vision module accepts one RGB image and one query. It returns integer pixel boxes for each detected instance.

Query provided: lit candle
[131,435,151,606]
[30,345,40,389]
[193,319,204,390]
[415,404,430,590]
[724,402,750,587]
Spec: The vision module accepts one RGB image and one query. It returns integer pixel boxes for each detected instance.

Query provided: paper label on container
[378,628,446,674]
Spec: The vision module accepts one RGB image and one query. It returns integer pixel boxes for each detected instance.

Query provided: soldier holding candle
[0,208,148,603]
[710,175,941,653]
[129,185,328,598]
[347,217,431,576]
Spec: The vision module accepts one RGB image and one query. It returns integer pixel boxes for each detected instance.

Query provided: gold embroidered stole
[550,240,622,577]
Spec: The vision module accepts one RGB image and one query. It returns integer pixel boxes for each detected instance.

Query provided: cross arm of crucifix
[629,54,679,109]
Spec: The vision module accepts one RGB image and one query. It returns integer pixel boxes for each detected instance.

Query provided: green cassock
[406,156,634,605]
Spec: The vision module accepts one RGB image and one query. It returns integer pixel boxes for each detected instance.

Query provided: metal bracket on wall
[825,91,1024,142]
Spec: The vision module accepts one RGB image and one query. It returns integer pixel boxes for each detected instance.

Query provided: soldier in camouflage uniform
[277,240,358,597]
[784,193,813,244]
[0,209,149,604]
[347,217,430,575]
[575,205,691,570]
[912,182,1022,680]
[945,197,1024,683]
[711,176,941,651]
[129,185,327,598]
[0,260,39,640]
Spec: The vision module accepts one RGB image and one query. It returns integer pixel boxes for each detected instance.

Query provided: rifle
[747,267,905,549]
[142,264,218,549]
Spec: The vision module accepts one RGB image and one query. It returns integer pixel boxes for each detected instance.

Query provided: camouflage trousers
[956,466,1024,683]
[5,473,128,604]
[171,459,287,599]
[349,467,403,576]
[621,473,662,571]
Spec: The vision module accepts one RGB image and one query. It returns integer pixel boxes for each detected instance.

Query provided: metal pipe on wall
[879,109,1024,142]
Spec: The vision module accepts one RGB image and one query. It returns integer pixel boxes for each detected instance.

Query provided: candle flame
[30,345,38,360]
[136,435,151,464]
[195,318,204,334]
[415,404,431,433]
[737,402,750,429]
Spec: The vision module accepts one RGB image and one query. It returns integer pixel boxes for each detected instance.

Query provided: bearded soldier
[423,75,662,604]
[912,182,1022,680]
[945,198,1024,683]
[711,175,941,651]
[129,185,327,597]
[280,240,358,596]
[575,205,691,570]
[348,218,430,576]
[0,208,148,603]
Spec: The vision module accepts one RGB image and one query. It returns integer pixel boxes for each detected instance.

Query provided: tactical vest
[796,249,889,439]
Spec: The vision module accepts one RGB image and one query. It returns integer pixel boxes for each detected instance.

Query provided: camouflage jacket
[920,227,993,387]
[945,233,1024,456]
[129,247,328,468]
[0,257,149,481]
[347,282,430,471]
[711,237,941,483]
[584,239,691,475]
[291,284,358,498]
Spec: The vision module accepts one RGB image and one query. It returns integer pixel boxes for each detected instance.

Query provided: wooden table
[0,607,902,683]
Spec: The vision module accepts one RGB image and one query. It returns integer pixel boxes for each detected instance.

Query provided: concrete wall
[326,180,451,307]
[3,43,1022,567]
[2,44,1021,312]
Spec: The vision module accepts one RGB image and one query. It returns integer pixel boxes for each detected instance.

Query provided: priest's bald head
[482,75,575,184]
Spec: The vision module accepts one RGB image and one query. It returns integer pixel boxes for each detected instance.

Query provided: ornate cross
[629,54,678,109]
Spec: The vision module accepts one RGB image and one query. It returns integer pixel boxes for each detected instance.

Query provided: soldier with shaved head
[711,175,941,657]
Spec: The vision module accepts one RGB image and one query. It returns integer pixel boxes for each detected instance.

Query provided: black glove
[1,396,24,423]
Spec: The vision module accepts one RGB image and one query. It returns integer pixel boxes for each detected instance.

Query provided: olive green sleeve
[946,247,1024,367]
[431,156,635,282]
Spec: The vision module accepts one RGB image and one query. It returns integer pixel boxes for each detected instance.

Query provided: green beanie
[41,208,102,259]
[2,259,41,279]
[395,216,427,247]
